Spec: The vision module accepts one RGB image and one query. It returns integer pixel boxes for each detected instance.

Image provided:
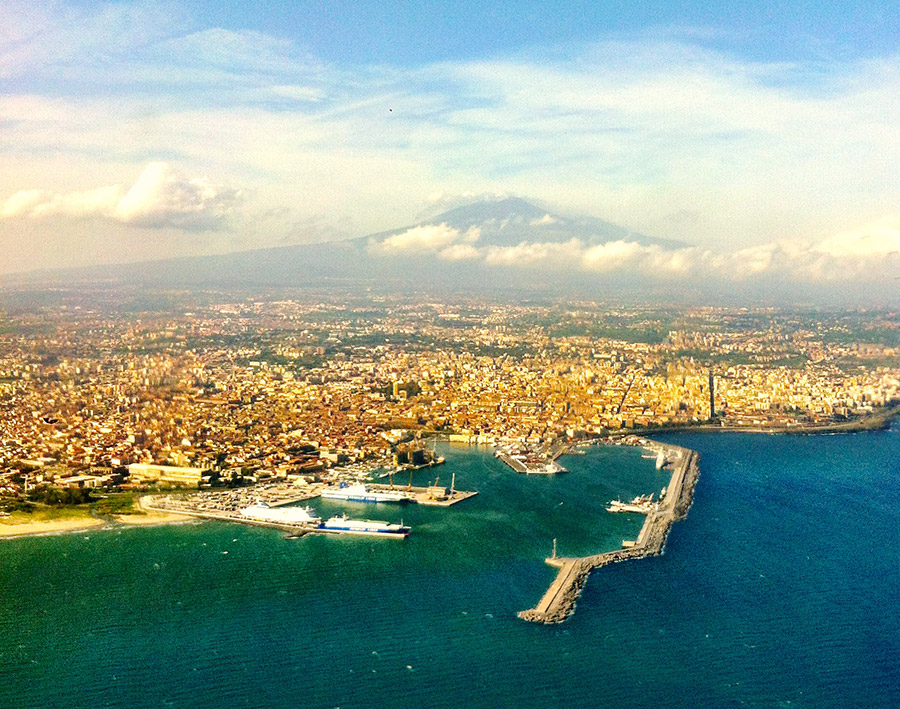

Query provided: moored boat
[320,482,411,503]
[320,514,410,538]
[240,501,321,525]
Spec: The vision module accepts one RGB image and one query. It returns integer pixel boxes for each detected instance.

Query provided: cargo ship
[320,482,411,503]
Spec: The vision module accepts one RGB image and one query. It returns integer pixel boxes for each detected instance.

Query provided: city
[2,289,898,501]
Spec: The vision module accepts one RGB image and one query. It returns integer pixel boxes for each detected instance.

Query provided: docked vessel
[320,514,410,538]
[606,493,656,514]
[240,501,321,526]
[320,482,411,503]
[494,446,567,475]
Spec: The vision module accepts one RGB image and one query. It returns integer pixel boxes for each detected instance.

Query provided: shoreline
[112,511,194,526]
[0,516,106,538]
[610,402,900,437]
[0,496,193,539]
[2,408,894,543]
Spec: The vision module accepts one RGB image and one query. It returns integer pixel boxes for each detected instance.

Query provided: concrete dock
[518,442,701,624]
[495,449,566,475]
[367,483,478,506]
[141,495,317,536]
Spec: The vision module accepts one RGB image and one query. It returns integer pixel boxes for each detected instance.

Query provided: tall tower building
[708,368,715,420]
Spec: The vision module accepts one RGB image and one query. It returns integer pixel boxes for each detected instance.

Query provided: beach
[112,511,193,526]
[0,516,105,537]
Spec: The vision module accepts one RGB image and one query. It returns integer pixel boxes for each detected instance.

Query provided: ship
[606,493,656,514]
[494,446,567,475]
[320,482,411,503]
[240,501,321,525]
[320,514,410,538]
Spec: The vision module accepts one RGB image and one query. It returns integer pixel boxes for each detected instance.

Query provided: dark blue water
[1,432,898,708]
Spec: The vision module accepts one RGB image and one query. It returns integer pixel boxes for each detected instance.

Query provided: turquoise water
[1,433,898,708]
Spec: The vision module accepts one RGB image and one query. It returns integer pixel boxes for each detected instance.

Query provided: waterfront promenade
[518,442,700,624]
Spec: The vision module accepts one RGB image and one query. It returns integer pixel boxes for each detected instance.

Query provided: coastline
[2,406,894,543]
[0,516,105,538]
[112,511,193,526]
[0,496,193,539]
[621,402,900,437]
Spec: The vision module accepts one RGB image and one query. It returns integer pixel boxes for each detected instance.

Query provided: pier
[367,482,478,506]
[137,474,477,538]
[518,442,701,624]
[141,494,318,536]
[495,448,567,475]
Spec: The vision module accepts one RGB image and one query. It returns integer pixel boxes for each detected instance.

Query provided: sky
[1,0,900,289]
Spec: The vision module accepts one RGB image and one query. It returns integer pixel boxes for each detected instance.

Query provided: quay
[518,441,701,624]
[495,448,567,475]
[136,474,477,538]
[142,494,409,539]
[368,482,478,506]
[141,494,317,536]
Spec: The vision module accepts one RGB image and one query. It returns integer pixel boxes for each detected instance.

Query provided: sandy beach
[0,517,105,537]
[113,511,193,526]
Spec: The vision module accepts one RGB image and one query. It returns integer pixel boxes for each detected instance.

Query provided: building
[128,463,205,487]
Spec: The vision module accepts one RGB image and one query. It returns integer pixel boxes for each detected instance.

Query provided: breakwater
[518,442,700,624]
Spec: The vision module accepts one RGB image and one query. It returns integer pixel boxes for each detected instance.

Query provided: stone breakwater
[518,443,701,624]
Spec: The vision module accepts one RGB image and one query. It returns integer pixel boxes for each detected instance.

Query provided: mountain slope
[2,197,684,292]
[359,196,684,250]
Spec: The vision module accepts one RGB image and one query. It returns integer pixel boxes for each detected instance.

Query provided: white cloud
[396,214,900,285]
[812,217,900,258]
[530,214,557,226]
[370,224,480,254]
[438,243,480,261]
[0,162,241,230]
[483,239,582,268]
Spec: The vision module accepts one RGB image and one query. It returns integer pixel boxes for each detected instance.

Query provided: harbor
[137,471,478,538]
[518,440,701,624]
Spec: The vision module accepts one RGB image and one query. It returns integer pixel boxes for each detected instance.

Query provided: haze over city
[2,0,900,300]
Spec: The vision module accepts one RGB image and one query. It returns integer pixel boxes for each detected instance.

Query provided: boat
[320,482,411,503]
[320,514,410,538]
[240,501,321,525]
[606,493,656,514]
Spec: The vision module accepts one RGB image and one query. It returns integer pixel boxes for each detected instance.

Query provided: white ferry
[240,501,321,525]
[320,514,410,538]
[320,482,411,503]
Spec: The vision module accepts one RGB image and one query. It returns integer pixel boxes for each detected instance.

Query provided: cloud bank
[1,162,241,230]
[368,217,900,285]
[369,224,480,256]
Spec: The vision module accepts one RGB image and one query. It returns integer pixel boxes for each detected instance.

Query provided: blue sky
[165,1,900,66]
[1,0,899,285]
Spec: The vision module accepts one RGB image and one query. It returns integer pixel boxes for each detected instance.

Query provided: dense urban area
[1,288,899,502]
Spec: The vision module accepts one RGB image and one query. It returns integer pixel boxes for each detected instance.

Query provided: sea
[2,428,899,708]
